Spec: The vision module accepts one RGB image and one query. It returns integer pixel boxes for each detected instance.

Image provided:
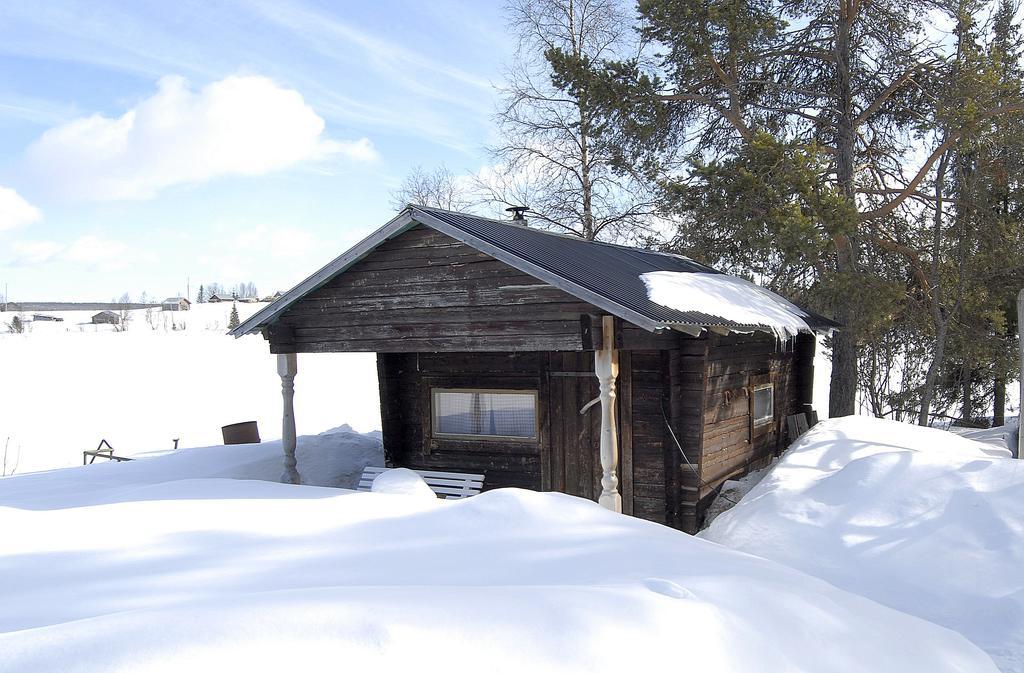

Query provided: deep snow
[0,435,997,673]
[702,416,1024,672]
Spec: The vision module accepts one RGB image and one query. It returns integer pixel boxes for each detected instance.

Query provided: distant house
[208,293,235,303]
[161,297,191,312]
[32,314,63,322]
[92,311,120,325]
[261,291,283,303]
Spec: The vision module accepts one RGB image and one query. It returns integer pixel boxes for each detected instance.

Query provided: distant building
[208,293,235,303]
[261,291,283,303]
[161,297,191,312]
[91,311,120,325]
[32,314,63,322]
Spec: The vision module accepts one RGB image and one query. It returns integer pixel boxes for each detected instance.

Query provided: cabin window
[751,384,774,426]
[431,388,538,441]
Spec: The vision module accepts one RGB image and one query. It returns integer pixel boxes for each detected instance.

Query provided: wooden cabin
[234,206,833,532]
[91,310,120,325]
[161,297,191,311]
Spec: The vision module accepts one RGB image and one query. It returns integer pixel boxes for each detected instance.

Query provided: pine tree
[227,302,240,331]
[197,285,205,304]
[569,0,1024,416]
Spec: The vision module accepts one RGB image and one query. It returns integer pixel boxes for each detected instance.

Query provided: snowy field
[0,426,998,673]
[702,417,1024,673]
[0,303,380,474]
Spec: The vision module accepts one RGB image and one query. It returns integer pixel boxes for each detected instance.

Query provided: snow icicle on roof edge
[641,271,812,338]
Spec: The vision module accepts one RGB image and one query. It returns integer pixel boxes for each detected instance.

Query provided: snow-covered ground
[0,303,380,474]
[702,416,1024,673]
[0,432,997,673]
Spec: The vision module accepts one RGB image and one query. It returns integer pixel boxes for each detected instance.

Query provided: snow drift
[0,431,997,673]
[0,425,383,509]
[702,416,1024,673]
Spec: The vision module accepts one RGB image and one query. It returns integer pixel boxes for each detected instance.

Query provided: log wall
[269,226,597,354]
[694,333,801,520]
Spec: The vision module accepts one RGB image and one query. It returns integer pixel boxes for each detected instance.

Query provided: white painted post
[278,352,300,484]
[595,315,622,512]
[1017,289,1023,459]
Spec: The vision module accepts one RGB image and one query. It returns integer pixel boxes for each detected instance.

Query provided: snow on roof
[641,271,813,338]
[162,297,189,303]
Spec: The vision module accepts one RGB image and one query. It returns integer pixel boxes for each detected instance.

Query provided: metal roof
[232,205,836,338]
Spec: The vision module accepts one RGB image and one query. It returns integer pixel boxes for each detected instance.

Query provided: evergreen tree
[227,302,240,331]
[196,285,205,304]
[564,0,1024,416]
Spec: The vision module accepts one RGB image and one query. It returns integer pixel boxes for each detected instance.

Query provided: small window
[432,389,538,440]
[751,384,774,426]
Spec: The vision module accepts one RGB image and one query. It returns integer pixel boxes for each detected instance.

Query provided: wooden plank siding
[695,333,800,521]
[267,226,600,354]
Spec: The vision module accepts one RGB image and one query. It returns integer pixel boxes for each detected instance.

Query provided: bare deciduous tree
[391,164,475,212]
[483,0,656,241]
[2,437,19,477]
[115,292,132,332]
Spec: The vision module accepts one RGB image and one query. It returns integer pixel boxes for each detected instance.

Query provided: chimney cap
[505,205,530,222]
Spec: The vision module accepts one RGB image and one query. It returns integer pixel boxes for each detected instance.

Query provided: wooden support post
[595,315,622,512]
[278,352,300,484]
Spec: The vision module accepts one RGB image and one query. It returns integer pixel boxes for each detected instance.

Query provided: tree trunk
[994,375,1006,426]
[828,0,859,417]
[919,151,952,426]
[960,361,976,426]
[918,322,949,427]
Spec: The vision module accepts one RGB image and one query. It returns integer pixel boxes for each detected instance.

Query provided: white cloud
[8,235,128,268]
[233,225,318,258]
[8,240,62,265]
[0,187,42,231]
[25,75,377,201]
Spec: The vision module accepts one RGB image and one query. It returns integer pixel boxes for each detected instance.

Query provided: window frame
[430,387,540,442]
[751,383,775,427]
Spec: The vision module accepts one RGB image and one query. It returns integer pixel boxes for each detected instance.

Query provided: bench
[356,466,485,499]
[82,439,133,465]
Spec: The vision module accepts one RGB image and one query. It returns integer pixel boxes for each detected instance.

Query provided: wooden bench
[82,439,133,465]
[356,466,485,499]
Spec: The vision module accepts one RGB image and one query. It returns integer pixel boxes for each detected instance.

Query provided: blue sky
[0,1,512,300]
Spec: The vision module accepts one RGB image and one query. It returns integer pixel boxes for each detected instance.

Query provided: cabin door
[546,353,602,500]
